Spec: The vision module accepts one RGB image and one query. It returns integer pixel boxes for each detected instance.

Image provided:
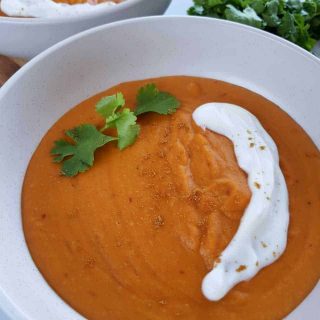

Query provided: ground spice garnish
[214,257,222,266]
[236,265,247,272]
[158,299,167,305]
[153,215,165,228]
[254,182,261,189]
[84,257,96,269]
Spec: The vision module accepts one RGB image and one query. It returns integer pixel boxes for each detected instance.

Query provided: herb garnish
[52,125,116,177]
[96,92,140,150]
[188,0,320,51]
[135,84,180,116]
[51,84,180,177]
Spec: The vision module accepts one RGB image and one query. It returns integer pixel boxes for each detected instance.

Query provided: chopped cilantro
[51,84,180,176]
[225,6,265,29]
[188,0,320,52]
[51,124,116,177]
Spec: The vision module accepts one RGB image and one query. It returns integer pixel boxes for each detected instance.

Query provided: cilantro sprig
[51,125,116,177]
[51,84,180,177]
[188,0,320,52]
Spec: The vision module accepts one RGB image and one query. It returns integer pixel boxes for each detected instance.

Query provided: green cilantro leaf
[286,0,303,12]
[250,0,266,14]
[96,93,125,119]
[188,0,320,52]
[106,109,140,150]
[278,12,316,50]
[278,12,297,38]
[303,0,317,18]
[51,124,116,177]
[134,84,180,116]
[262,0,281,27]
[225,5,265,28]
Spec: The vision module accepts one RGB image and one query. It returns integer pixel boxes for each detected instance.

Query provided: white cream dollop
[0,0,117,18]
[192,103,289,301]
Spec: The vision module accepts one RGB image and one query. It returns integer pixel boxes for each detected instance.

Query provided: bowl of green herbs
[188,0,320,52]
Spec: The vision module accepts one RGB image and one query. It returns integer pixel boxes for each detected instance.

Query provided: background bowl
[0,16,319,320]
[0,0,171,59]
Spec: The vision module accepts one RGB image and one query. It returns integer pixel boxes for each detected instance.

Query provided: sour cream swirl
[0,0,117,18]
[193,103,289,301]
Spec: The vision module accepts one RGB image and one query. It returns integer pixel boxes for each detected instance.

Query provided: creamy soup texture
[22,76,320,320]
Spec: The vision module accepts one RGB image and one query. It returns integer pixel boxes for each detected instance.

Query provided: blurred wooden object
[0,55,25,87]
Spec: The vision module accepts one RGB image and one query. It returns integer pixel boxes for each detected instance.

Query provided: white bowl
[0,0,171,59]
[0,16,319,320]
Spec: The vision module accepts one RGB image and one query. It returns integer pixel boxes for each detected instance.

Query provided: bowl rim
[0,15,319,320]
[0,15,319,95]
[0,0,146,24]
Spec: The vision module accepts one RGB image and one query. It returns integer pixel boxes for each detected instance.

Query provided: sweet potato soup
[22,76,320,320]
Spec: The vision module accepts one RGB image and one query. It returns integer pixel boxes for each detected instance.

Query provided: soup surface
[22,76,320,320]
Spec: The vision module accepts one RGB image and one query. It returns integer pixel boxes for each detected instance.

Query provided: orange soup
[22,76,320,320]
